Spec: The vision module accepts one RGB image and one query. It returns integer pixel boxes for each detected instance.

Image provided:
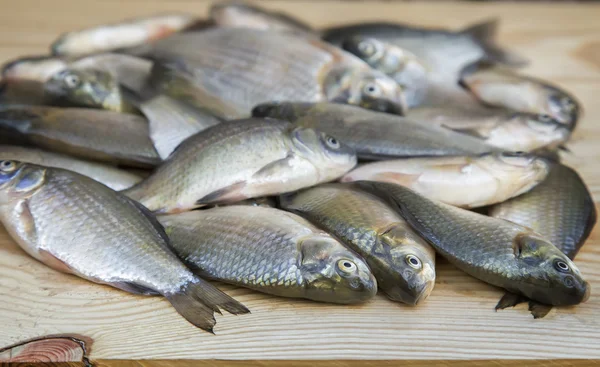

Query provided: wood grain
[0,0,599,361]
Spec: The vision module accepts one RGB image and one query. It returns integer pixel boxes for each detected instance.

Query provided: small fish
[51,13,199,56]
[356,181,590,308]
[489,163,597,318]
[341,152,549,208]
[342,36,429,107]
[323,20,527,106]
[123,118,356,213]
[0,161,249,333]
[0,145,141,190]
[2,54,153,94]
[44,68,137,113]
[460,62,580,128]
[159,206,377,304]
[210,1,316,37]
[280,183,435,305]
[0,105,160,168]
[252,102,494,160]
[141,28,407,118]
[407,105,571,152]
[136,95,222,160]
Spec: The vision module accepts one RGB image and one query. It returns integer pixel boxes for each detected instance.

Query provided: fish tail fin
[165,279,249,333]
[461,19,528,67]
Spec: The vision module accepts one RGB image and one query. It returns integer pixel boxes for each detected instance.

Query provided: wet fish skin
[2,55,68,82]
[159,206,377,304]
[44,68,136,113]
[51,13,199,56]
[0,161,249,333]
[252,102,495,160]
[210,1,316,37]
[280,183,435,305]
[0,145,141,190]
[407,105,570,152]
[460,62,580,128]
[355,181,590,307]
[342,36,429,107]
[138,95,222,160]
[489,163,596,260]
[0,105,160,168]
[342,152,549,208]
[143,28,407,118]
[123,118,356,213]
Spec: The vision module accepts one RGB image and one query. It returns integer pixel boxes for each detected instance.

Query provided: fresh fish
[210,1,316,37]
[342,36,429,107]
[0,145,141,190]
[356,181,590,308]
[44,68,137,113]
[323,20,527,106]
[51,13,199,56]
[0,161,249,332]
[407,105,570,152]
[489,163,596,318]
[341,152,549,208]
[460,62,580,128]
[252,102,495,160]
[140,28,406,118]
[137,95,222,160]
[279,183,435,305]
[223,196,277,208]
[2,54,152,93]
[123,118,356,213]
[0,105,160,168]
[490,164,596,260]
[159,206,377,304]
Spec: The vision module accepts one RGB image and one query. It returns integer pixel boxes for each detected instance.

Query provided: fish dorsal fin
[461,19,529,67]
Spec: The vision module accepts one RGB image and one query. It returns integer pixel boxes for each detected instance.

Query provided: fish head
[477,151,549,188]
[45,68,121,111]
[544,86,580,128]
[514,234,590,306]
[0,160,46,204]
[502,113,571,150]
[289,127,357,181]
[325,66,407,115]
[298,234,377,303]
[342,36,387,67]
[379,226,436,305]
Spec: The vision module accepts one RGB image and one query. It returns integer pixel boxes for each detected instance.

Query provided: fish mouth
[384,279,434,306]
[581,281,591,303]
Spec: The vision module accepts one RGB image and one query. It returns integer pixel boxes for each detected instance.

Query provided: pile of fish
[0,2,595,333]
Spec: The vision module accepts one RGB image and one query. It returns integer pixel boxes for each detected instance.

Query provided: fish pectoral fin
[112,282,160,295]
[165,278,250,333]
[528,301,553,319]
[251,154,296,181]
[38,249,73,274]
[495,292,527,310]
[196,182,247,206]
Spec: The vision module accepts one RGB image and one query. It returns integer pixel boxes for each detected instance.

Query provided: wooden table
[1,0,599,365]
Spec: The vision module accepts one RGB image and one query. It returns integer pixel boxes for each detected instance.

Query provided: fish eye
[362,82,381,97]
[0,160,16,172]
[405,255,422,269]
[554,260,570,273]
[561,97,575,110]
[63,73,80,89]
[337,259,357,275]
[357,40,376,56]
[538,114,552,122]
[325,135,341,150]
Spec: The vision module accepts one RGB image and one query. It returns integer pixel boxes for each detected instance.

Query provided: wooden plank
[0,0,599,361]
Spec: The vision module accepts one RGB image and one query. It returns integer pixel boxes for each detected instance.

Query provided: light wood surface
[1,0,600,361]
